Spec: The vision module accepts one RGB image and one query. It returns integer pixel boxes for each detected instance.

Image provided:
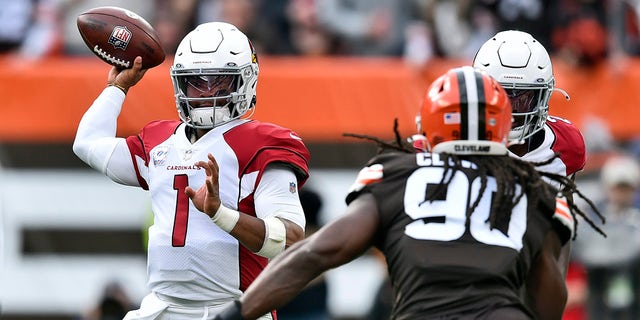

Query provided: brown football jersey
[346,152,568,319]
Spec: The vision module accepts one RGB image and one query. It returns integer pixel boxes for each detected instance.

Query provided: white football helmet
[171,22,259,129]
[473,30,560,143]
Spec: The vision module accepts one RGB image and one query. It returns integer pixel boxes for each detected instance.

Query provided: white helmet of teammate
[473,30,558,143]
[170,22,259,129]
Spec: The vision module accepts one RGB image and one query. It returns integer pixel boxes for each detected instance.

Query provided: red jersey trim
[547,117,586,176]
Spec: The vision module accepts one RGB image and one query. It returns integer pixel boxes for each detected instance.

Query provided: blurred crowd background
[1,0,638,67]
[3,0,640,320]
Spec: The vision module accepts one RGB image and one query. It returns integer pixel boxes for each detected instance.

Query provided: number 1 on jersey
[172,174,189,247]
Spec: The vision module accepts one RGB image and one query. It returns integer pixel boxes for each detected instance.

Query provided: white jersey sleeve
[72,86,139,186]
[254,163,306,229]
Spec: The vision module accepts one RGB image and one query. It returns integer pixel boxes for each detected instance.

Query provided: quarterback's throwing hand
[107,56,147,94]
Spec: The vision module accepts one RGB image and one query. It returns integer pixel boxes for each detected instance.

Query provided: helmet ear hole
[436,81,445,94]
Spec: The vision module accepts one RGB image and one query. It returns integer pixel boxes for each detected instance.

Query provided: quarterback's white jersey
[510,116,586,186]
[124,119,310,303]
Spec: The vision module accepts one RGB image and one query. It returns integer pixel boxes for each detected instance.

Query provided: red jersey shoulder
[546,116,586,175]
[125,120,180,163]
[226,121,304,142]
[125,120,181,190]
[139,120,182,143]
[224,120,310,183]
[224,121,308,155]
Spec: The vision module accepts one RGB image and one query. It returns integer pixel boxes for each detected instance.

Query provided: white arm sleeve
[72,86,139,186]
[254,164,306,230]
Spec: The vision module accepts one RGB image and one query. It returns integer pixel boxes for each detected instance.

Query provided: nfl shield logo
[109,26,132,50]
[289,182,297,194]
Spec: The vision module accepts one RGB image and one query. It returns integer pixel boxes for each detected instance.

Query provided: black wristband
[214,300,243,320]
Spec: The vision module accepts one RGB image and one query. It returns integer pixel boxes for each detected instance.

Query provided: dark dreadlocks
[344,119,606,239]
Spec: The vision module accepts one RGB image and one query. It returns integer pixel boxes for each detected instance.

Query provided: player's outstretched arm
[72,56,146,186]
[525,230,568,319]
[213,193,380,320]
[186,153,305,258]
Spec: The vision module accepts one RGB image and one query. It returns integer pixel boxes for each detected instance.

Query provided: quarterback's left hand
[186,153,221,217]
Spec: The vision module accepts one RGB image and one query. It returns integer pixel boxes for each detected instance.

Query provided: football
[77,6,165,69]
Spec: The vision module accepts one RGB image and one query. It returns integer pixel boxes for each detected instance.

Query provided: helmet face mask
[173,71,245,127]
[473,30,554,144]
[506,89,538,114]
[170,22,259,129]
[502,85,552,142]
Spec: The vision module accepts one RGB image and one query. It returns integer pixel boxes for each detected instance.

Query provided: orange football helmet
[415,66,512,155]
